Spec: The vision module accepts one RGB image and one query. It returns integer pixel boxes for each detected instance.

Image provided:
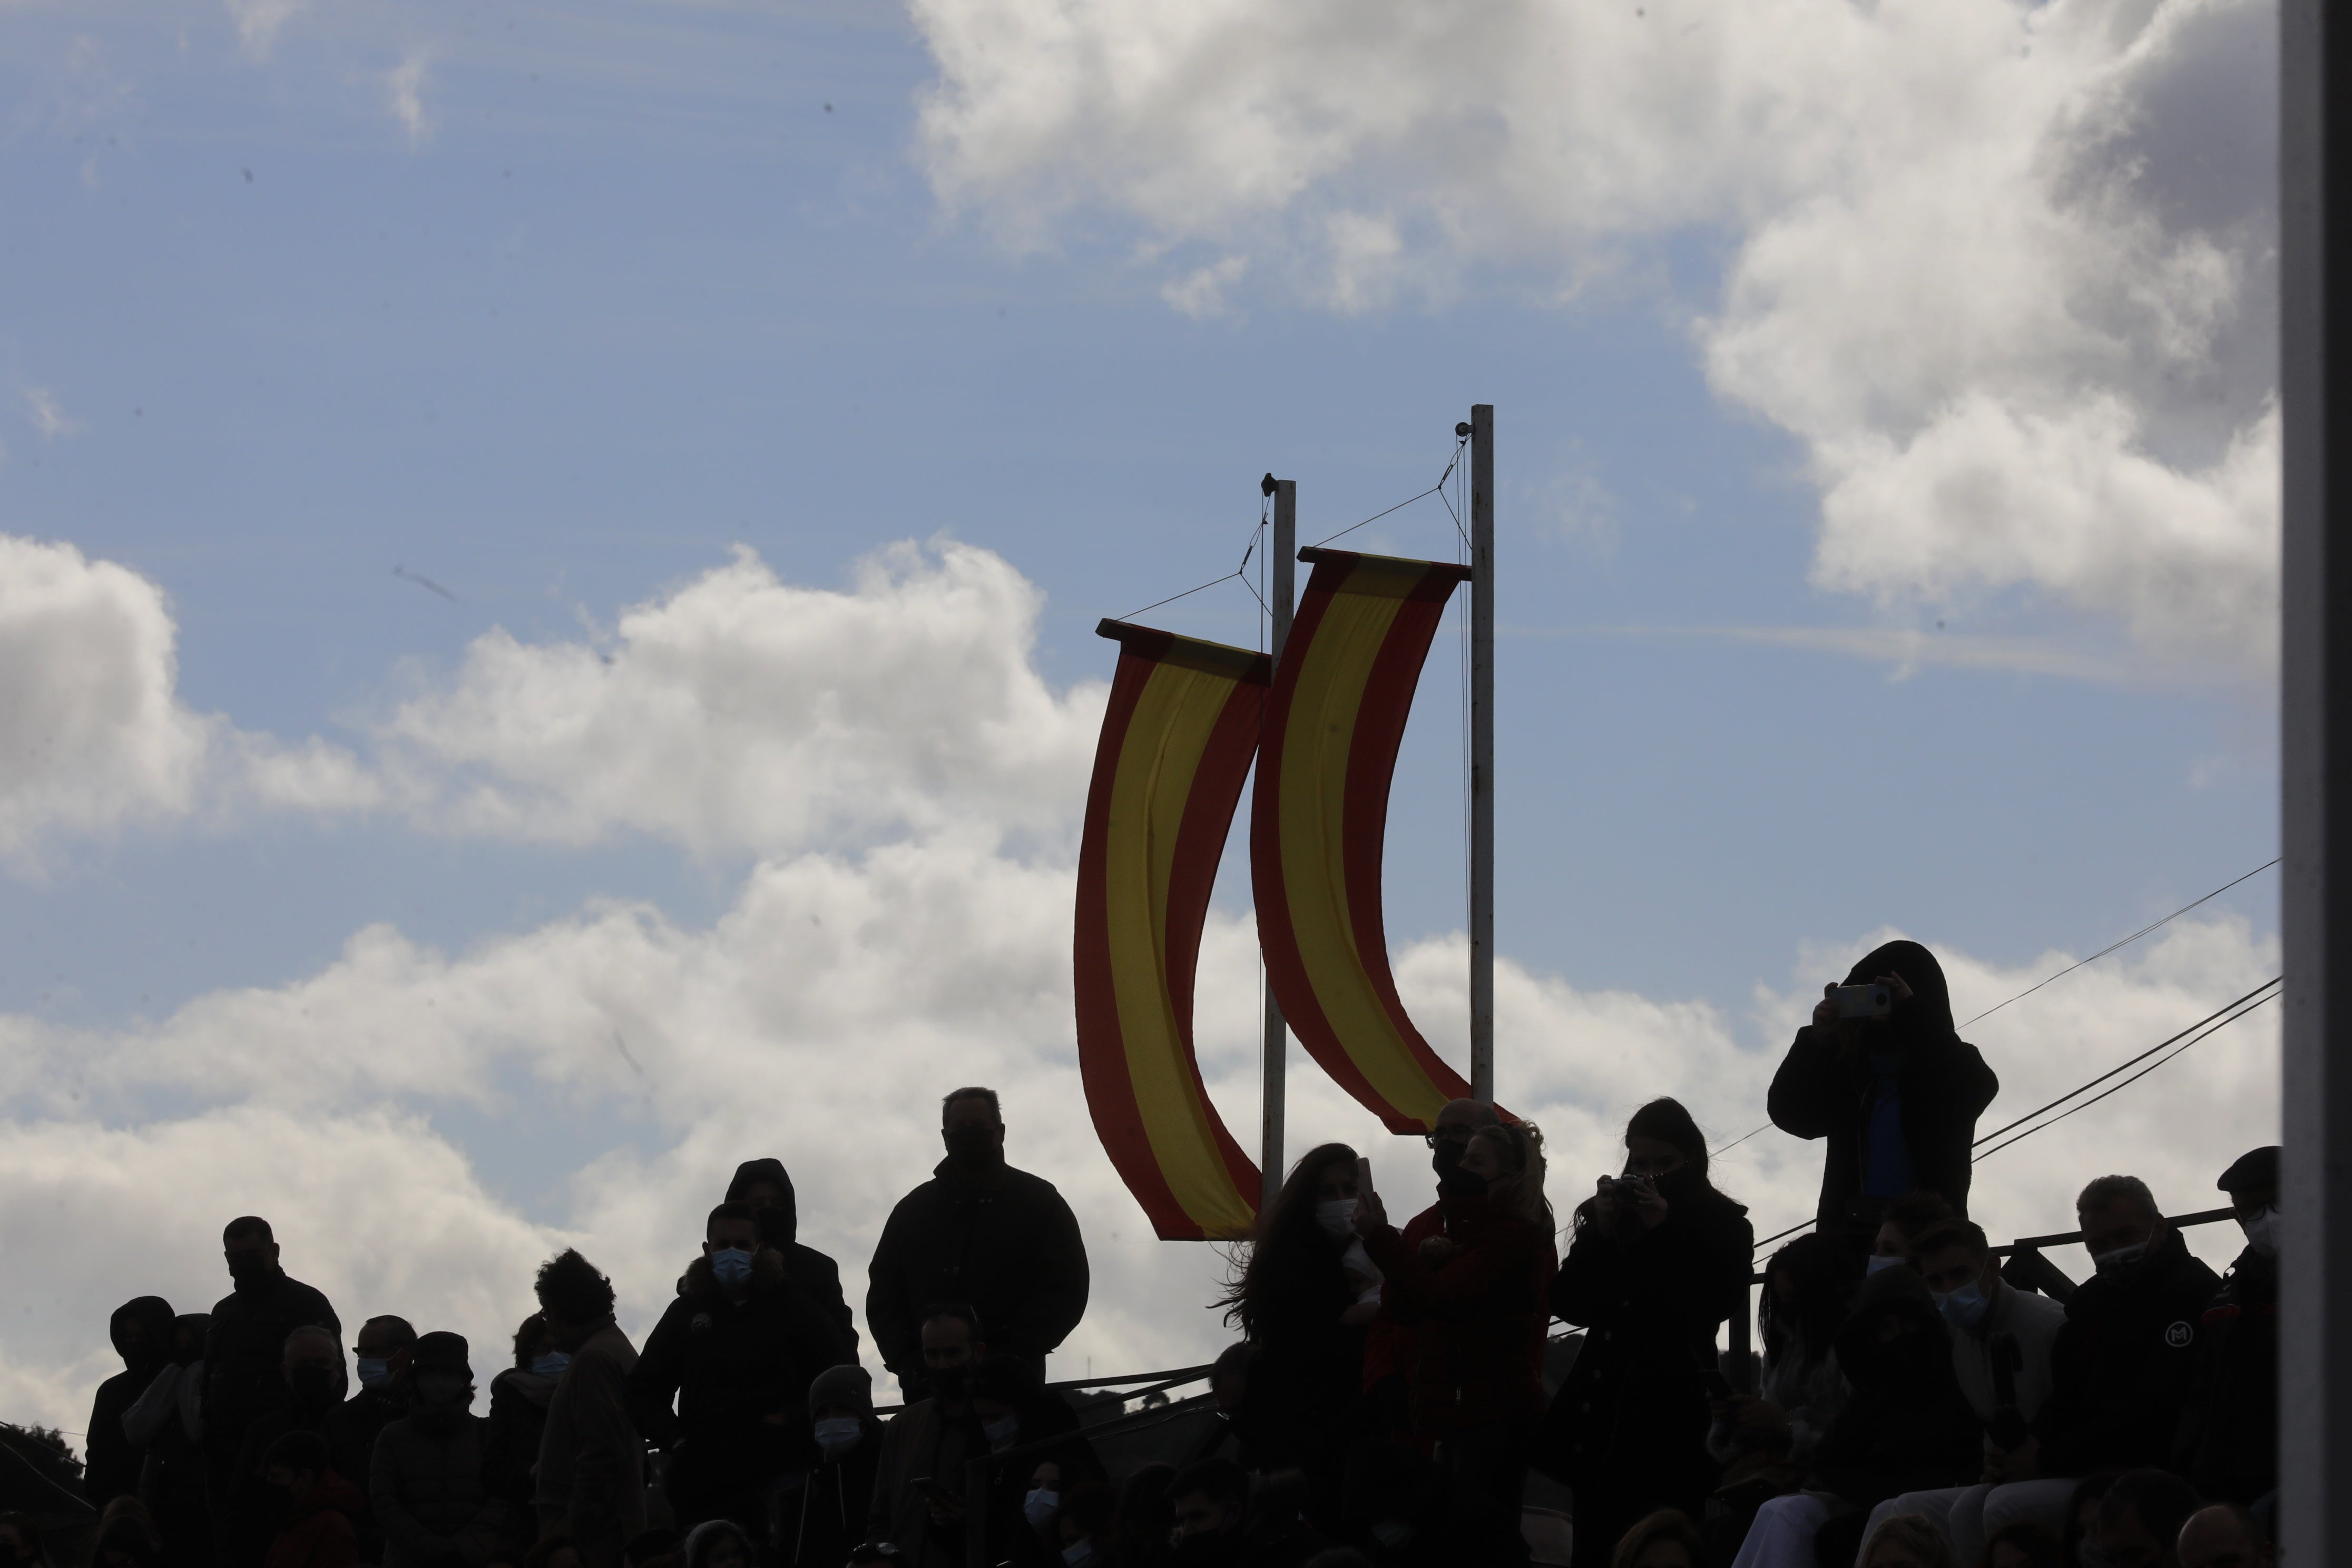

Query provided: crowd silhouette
[17,942,2279,1568]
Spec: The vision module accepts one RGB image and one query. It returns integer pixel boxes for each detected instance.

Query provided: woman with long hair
[1215,1142,1379,1528]
[1355,1120,1559,1566]
[1539,1098,1756,1568]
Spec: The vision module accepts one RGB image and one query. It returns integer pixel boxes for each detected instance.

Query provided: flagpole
[1262,476,1296,1213]
[1469,406,1495,1103]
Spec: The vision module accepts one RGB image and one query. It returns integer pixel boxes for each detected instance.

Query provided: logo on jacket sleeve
[2164,1320,2194,1349]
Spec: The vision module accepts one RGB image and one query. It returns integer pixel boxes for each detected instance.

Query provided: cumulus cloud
[24,389,82,441]
[225,0,305,58]
[909,0,2280,673]
[387,50,430,145]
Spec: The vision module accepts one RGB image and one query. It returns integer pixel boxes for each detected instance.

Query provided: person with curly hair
[531,1252,643,1568]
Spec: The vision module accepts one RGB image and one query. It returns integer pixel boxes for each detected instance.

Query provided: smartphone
[1832,983,1893,1020]
[1355,1157,1376,1201]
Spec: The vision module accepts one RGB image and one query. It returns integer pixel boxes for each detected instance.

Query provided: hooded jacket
[204,1265,342,1479]
[2032,1221,2220,1475]
[1807,1265,1983,1505]
[90,1297,176,1506]
[726,1159,860,1357]
[2175,1241,2276,1503]
[623,1249,856,1507]
[1767,940,1999,1230]
[865,1152,1089,1382]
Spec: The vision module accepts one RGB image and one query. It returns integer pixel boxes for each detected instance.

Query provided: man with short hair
[226,1327,365,1567]
[2092,1469,2201,1568]
[866,1089,1089,1393]
[532,1251,643,1568]
[344,1315,418,1555]
[2175,1145,2278,1504]
[2176,1503,2275,1568]
[205,1217,342,1545]
[865,1306,991,1567]
[1857,1218,2069,1560]
[1971,1178,2219,1552]
[625,1201,855,1538]
[1168,1459,1249,1547]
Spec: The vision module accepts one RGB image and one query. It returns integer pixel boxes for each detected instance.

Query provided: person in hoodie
[625,1201,855,1541]
[484,1318,560,1513]
[1541,1099,1754,1568]
[206,1218,342,1542]
[1357,1120,1556,1568]
[866,1089,1089,1395]
[1768,941,2000,1241]
[258,1430,363,1568]
[778,1365,881,1568]
[532,1251,644,1568]
[2175,1145,2279,1506]
[129,1314,215,1568]
[346,1320,418,1494]
[92,1298,179,1507]
[721,1160,857,1357]
[1727,1264,1979,1568]
[1970,1175,2220,1552]
[226,1328,368,1568]
[1213,1143,1378,1529]
[370,1334,505,1568]
[1857,1218,2069,1562]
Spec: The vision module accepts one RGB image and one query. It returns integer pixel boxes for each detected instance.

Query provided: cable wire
[1309,440,1465,548]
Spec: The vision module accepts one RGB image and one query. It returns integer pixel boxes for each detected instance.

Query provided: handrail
[961,1389,1219,1567]
[1741,1204,2239,1285]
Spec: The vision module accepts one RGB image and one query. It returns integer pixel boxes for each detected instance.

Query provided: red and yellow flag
[1251,548,1494,1134]
[1074,620,1266,1240]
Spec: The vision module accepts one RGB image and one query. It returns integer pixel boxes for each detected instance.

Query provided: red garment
[1363,1197,1556,1435]
[1361,1198,1452,1392]
[263,1471,365,1568]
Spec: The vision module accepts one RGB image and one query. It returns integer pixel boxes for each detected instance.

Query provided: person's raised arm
[1768,998,1848,1141]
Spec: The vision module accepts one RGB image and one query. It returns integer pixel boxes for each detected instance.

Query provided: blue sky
[0,0,2285,1420]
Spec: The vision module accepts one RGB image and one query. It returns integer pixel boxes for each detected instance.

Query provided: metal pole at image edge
[1470,406,1495,1103]
[2280,0,2352,1556]
[1261,477,1296,1214]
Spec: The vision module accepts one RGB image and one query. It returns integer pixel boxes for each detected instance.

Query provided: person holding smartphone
[1767,940,1998,1243]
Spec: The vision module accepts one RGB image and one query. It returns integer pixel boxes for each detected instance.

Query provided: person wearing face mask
[1050,1483,1115,1568]
[483,1318,561,1516]
[1361,1102,1500,1438]
[1211,1143,1378,1532]
[866,1089,1090,1397]
[1727,1263,1979,1568]
[532,1250,644,1568]
[92,1298,179,1508]
[344,1319,418,1500]
[965,1359,1097,1568]
[226,1328,369,1568]
[370,1334,507,1568]
[1768,941,1999,1245]
[722,1159,858,1358]
[624,1202,852,1544]
[127,1314,215,1568]
[204,1217,342,1544]
[1703,1236,1856,1557]
[780,1365,881,1568]
[865,1305,992,1567]
[1864,1193,1957,1278]
[2175,1145,2280,1506]
[1539,1099,1753,1568]
[1855,1219,2067,1562]
[1966,1176,2220,1554]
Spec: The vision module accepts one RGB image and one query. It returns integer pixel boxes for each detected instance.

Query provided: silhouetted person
[866,1089,1088,1394]
[532,1251,643,1568]
[227,1327,367,1568]
[625,1202,853,1540]
[2091,1470,2200,1568]
[129,1314,215,1568]
[2176,1504,2275,1568]
[257,1430,362,1568]
[2177,1145,2279,1505]
[1542,1099,1752,1568]
[484,1317,558,1511]
[92,1496,168,1568]
[968,1357,1098,1568]
[780,1365,882,1568]
[1768,940,1998,1240]
[723,1159,858,1357]
[370,1333,506,1568]
[866,1304,991,1567]
[92,1299,179,1507]
[345,1318,418,1498]
[205,1217,341,1551]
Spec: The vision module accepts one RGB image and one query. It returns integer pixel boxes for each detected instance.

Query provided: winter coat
[725,1158,860,1357]
[370,1413,506,1568]
[264,1472,366,1568]
[624,1251,856,1511]
[1767,940,2000,1232]
[865,1155,1089,1381]
[203,1269,342,1481]
[865,1397,986,1568]
[90,1296,177,1506]
[128,1339,213,1568]
[1361,1196,1555,1433]
[2032,1223,2221,1475]
[778,1426,881,1568]
[534,1323,645,1568]
[482,1369,554,1507]
[1807,1266,1983,1506]
[2175,1243,2276,1504]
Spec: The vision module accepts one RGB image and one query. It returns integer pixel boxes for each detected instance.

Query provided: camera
[1600,1173,1654,1202]
[1832,983,1893,1020]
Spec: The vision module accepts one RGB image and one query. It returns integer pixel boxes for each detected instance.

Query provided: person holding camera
[1537,1100,1753,1568]
[1768,940,1998,1243]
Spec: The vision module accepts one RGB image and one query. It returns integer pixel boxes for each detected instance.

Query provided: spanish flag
[1251,548,1492,1134]
[1074,620,1267,1240]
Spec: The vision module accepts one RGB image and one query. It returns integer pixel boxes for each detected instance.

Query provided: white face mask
[1315,1199,1357,1239]
[1024,1488,1061,1533]
[1866,1253,1906,1276]
[2092,1237,2153,1276]
[812,1417,861,1457]
[983,1413,1021,1451]
[1061,1543,1094,1568]
[1934,1283,1992,1331]
[2241,1204,2279,1259]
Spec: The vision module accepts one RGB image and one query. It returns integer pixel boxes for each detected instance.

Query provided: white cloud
[908,0,2280,674]
[226,0,305,58]
[387,50,430,145]
[24,389,82,441]
[1160,255,1248,318]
